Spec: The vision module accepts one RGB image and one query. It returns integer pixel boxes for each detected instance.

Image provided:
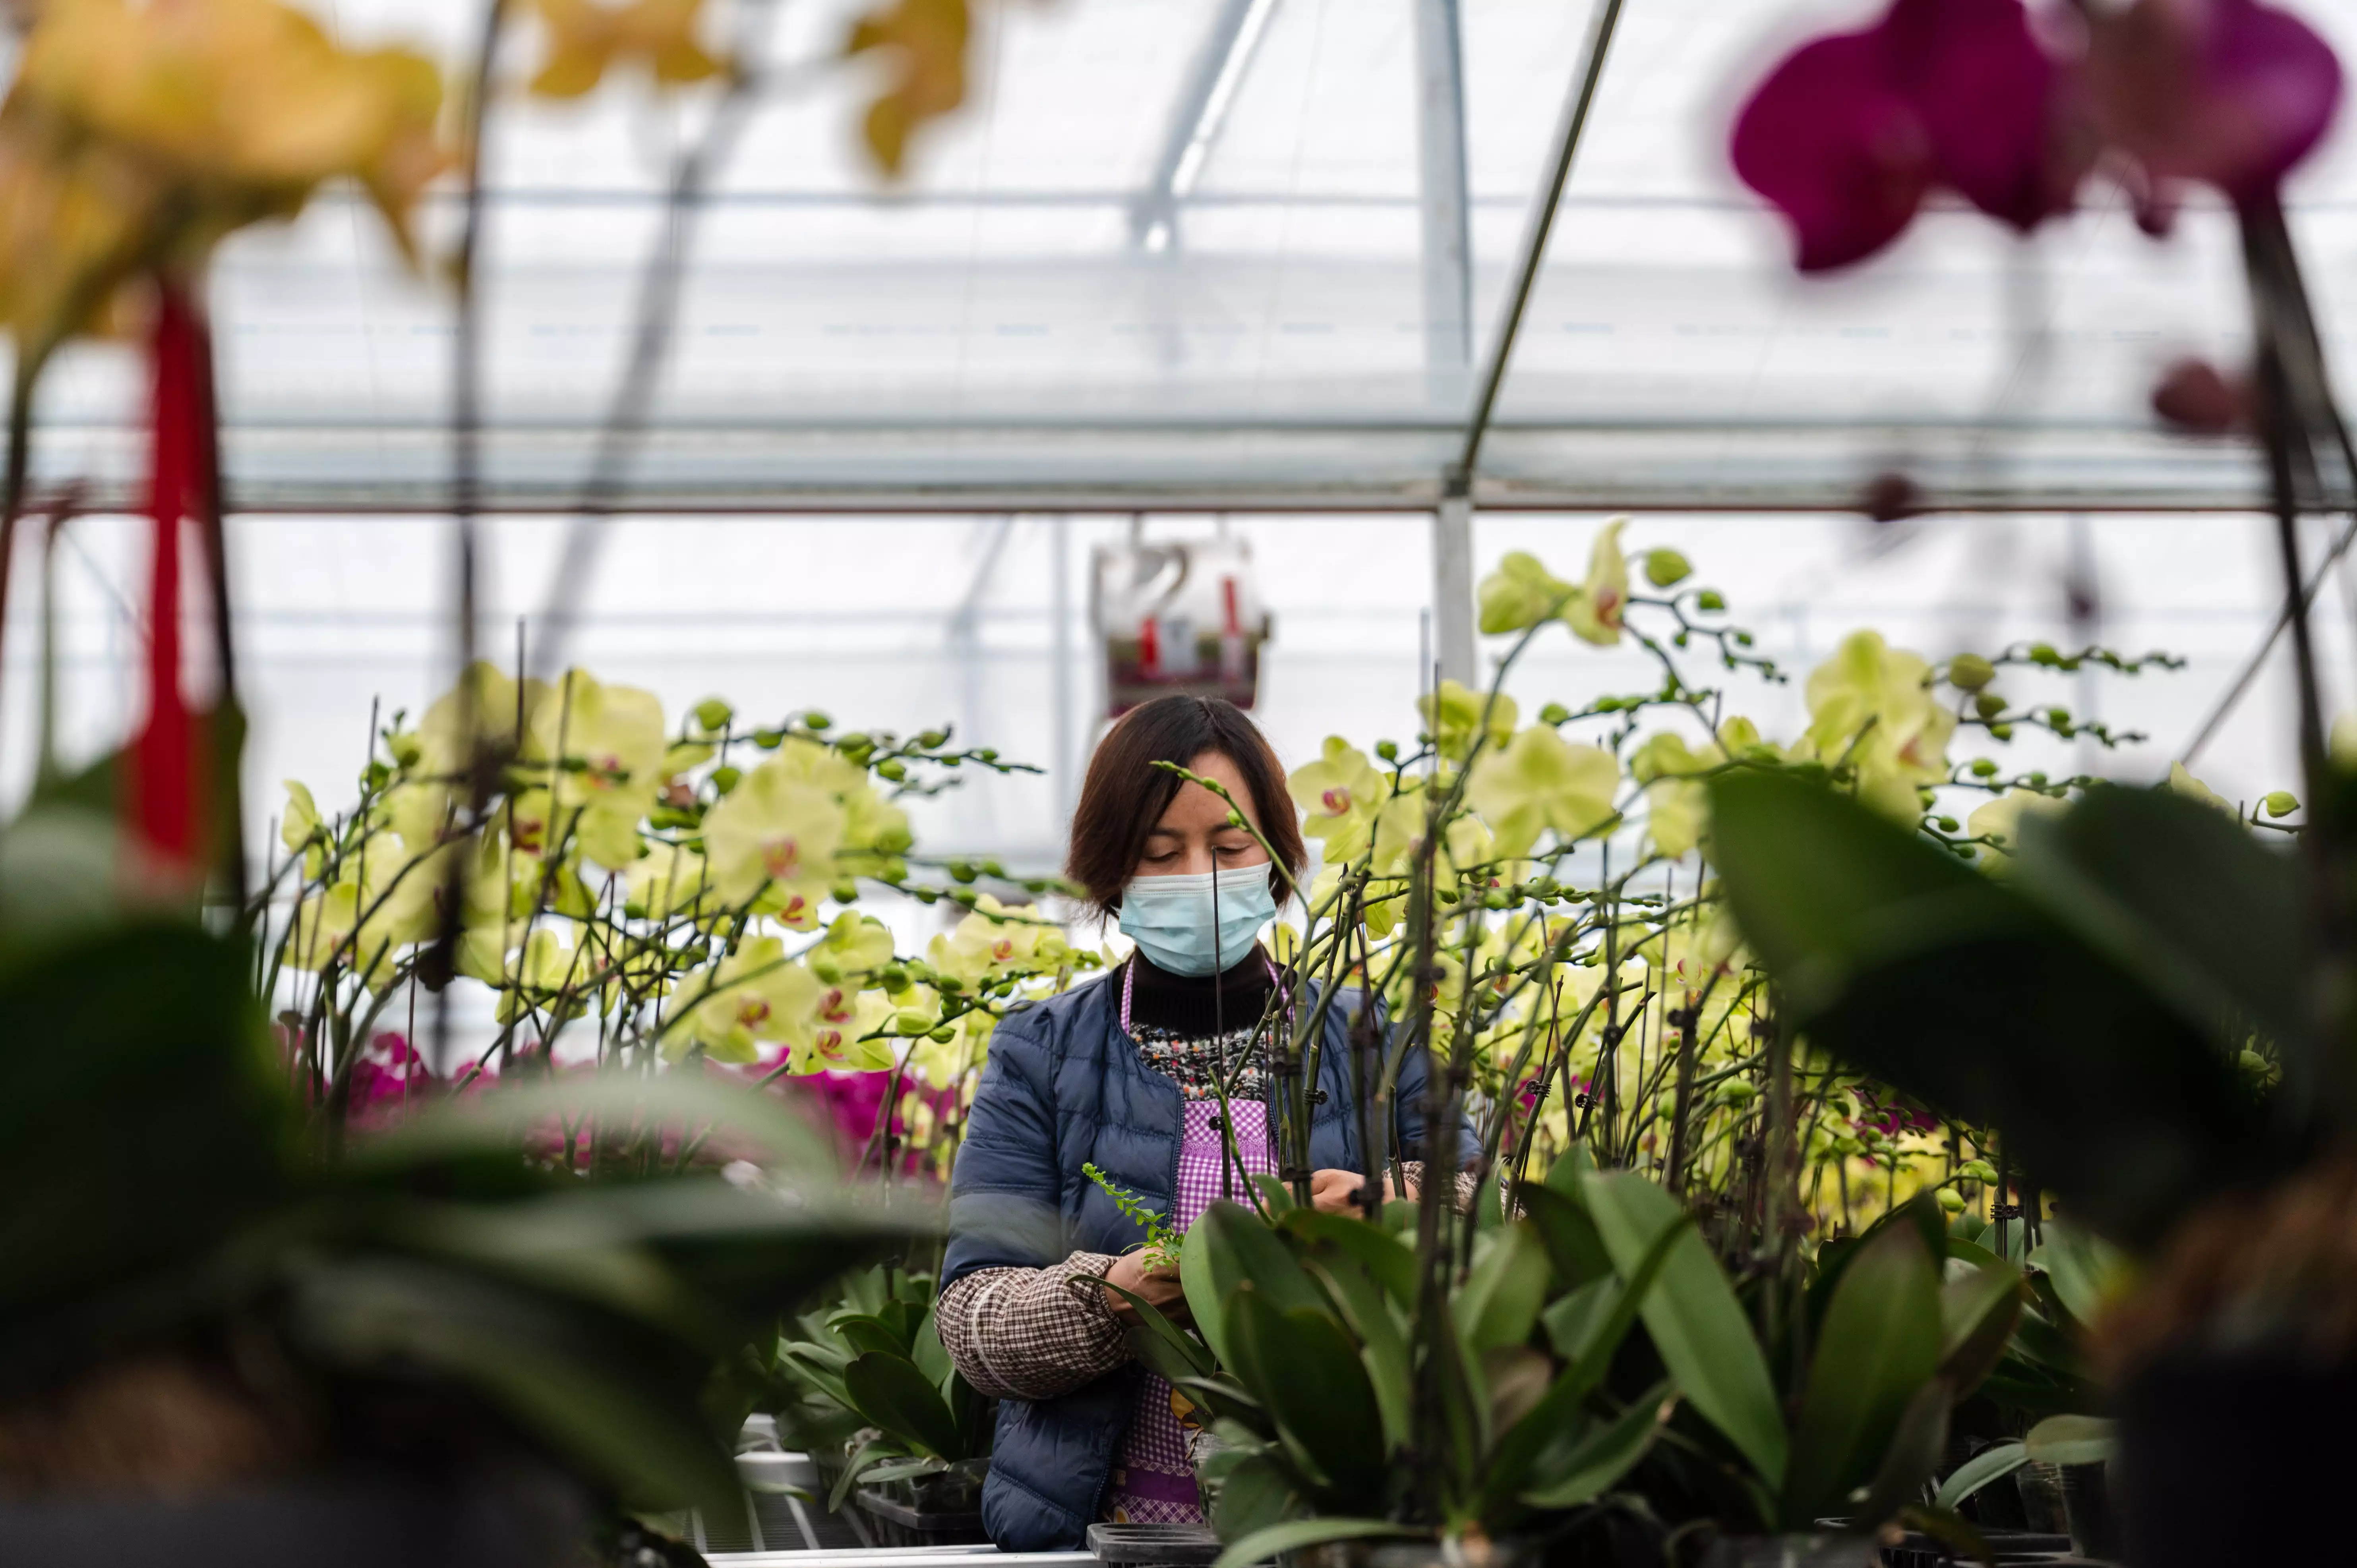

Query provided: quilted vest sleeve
[944,1004,1068,1289]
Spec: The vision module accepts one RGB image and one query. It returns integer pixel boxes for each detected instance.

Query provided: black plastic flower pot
[0,1468,585,1568]
[1694,1536,1877,1568]
[850,1485,990,1547]
[1089,1522,1223,1566]
[2119,1351,2357,1568]
[1877,1529,2071,1568]
[1293,1538,1533,1568]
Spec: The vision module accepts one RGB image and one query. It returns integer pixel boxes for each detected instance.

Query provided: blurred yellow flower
[526,669,667,871]
[844,0,970,176]
[528,0,724,98]
[0,0,445,365]
[1419,680,1516,764]
[1967,788,2066,867]
[2166,761,2232,813]
[1804,631,1953,821]
[1477,551,1573,635]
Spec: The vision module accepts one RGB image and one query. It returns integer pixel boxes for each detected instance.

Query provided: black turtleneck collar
[1125,945,1277,1038]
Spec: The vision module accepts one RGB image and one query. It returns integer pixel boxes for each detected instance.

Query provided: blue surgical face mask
[1117,865,1277,978]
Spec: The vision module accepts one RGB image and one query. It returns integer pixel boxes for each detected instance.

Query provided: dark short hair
[1065,696,1306,918]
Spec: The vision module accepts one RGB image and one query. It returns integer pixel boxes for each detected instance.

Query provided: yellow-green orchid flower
[1562,519,1630,646]
[701,754,849,910]
[1478,551,1574,635]
[1465,725,1620,857]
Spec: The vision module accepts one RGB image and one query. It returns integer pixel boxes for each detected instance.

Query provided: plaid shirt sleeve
[937,1251,1130,1401]
[1398,1160,1488,1212]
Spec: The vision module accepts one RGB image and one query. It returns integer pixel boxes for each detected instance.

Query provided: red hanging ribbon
[127,282,208,877]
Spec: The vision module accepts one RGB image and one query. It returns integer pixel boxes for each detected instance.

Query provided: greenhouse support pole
[1413,0,1473,403]
[1436,0,1624,690]
[1433,491,1477,685]
[1416,0,1475,683]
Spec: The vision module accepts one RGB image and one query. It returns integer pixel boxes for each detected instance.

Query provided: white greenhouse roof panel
[6,0,2355,509]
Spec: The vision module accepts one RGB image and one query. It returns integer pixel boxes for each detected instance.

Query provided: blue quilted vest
[941,972,1470,1551]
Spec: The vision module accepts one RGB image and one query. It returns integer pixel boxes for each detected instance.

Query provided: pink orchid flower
[1732,0,2081,271]
[2086,0,2342,207]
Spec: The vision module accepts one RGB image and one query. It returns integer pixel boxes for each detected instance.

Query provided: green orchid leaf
[911,1305,952,1384]
[1545,1137,1596,1197]
[1457,1223,1550,1353]
[1518,1380,1676,1510]
[2025,1413,2117,1466]
[860,1457,947,1488]
[1282,1208,1420,1305]
[1101,1277,1215,1383]
[1307,1252,1412,1452]
[1784,1219,1942,1525]
[1490,1212,1689,1510]
[1516,1182,1614,1290]
[1187,1200,1326,1369]
[1938,1259,2026,1397]
[1211,1517,1422,1568]
[1845,1377,1953,1534]
[288,1255,741,1518]
[1934,1440,2028,1510]
[831,1312,909,1360]
[2030,1221,2133,1328]
[352,1071,837,1180]
[1171,1375,1268,1433]
[1251,1173,1297,1214]
[828,1433,905,1512]
[1708,768,2271,1249]
[1209,1452,1302,1543]
[842,1350,965,1461]
[2010,783,2306,1092]
[1180,1216,1228,1367]
[1584,1170,1787,1486]
[0,923,291,1335]
[1227,1285,1387,1506]
[1540,1278,1613,1363]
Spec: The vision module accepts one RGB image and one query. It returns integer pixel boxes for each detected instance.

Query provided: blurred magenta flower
[345,1031,438,1131]
[1732,0,2081,270]
[2086,0,2342,206]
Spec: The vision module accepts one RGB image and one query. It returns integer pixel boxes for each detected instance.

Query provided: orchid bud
[693,698,734,733]
[1948,653,1995,691]
[1644,549,1693,588]
[2264,791,2300,819]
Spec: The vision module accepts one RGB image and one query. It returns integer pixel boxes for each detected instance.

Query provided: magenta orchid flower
[2086,0,2342,207]
[1732,0,2080,271]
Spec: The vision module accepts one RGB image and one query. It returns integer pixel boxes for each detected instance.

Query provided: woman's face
[1133,749,1271,880]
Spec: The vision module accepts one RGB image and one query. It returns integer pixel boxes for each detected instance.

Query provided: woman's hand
[1308,1168,1418,1213]
[1101,1250,1186,1323]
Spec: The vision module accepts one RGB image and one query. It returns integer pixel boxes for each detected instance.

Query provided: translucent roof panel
[15,0,2357,508]
[0,510,2326,860]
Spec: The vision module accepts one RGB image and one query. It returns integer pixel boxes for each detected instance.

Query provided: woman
[937,694,1471,1550]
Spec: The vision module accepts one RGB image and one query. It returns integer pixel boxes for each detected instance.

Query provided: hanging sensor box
[1092,531,1272,716]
